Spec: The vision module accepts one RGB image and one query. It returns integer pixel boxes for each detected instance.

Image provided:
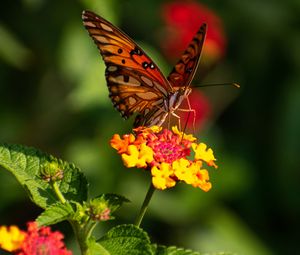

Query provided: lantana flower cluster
[110,126,217,191]
[0,222,72,255]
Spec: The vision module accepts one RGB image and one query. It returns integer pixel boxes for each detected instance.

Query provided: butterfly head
[168,86,192,112]
[176,86,192,98]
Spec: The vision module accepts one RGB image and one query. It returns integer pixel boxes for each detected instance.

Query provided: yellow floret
[172,126,197,142]
[0,225,26,252]
[192,143,217,168]
[122,144,154,168]
[151,163,176,190]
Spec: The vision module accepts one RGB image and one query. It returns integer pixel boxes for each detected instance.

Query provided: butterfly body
[82,10,206,127]
[134,86,192,127]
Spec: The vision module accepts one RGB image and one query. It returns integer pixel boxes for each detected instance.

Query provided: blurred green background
[1,0,300,254]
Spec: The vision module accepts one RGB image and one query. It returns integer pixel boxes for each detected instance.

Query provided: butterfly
[82,10,206,128]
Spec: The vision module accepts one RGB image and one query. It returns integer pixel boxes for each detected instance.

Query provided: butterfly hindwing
[82,10,172,119]
[167,23,207,88]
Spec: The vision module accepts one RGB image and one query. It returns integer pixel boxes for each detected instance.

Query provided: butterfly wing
[167,23,207,88]
[82,10,173,122]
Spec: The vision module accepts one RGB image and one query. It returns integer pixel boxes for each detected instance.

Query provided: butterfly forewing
[82,10,207,128]
[167,23,207,88]
[82,10,172,120]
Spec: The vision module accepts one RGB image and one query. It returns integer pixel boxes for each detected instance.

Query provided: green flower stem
[52,181,66,204]
[70,220,98,255]
[52,182,96,254]
[85,220,98,239]
[134,182,155,227]
[70,221,88,255]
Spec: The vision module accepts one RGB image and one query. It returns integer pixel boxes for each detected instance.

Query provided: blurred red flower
[0,222,72,255]
[161,0,226,64]
[18,222,72,255]
[160,1,225,130]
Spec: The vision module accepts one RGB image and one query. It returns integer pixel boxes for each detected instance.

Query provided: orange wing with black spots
[82,10,173,120]
[82,10,207,127]
[167,23,207,88]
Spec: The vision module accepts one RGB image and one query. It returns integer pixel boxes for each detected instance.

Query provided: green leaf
[152,245,200,255]
[152,245,234,255]
[86,238,109,255]
[36,202,74,226]
[98,224,152,255]
[0,143,88,208]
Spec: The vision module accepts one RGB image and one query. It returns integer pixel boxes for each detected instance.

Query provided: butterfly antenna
[193,82,240,88]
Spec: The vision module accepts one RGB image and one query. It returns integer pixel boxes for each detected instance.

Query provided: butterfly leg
[169,111,183,131]
[175,107,196,133]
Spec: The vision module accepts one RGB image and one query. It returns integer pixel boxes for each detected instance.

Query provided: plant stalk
[52,181,66,204]
[134,182,155,227]
[70,221,89,255]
